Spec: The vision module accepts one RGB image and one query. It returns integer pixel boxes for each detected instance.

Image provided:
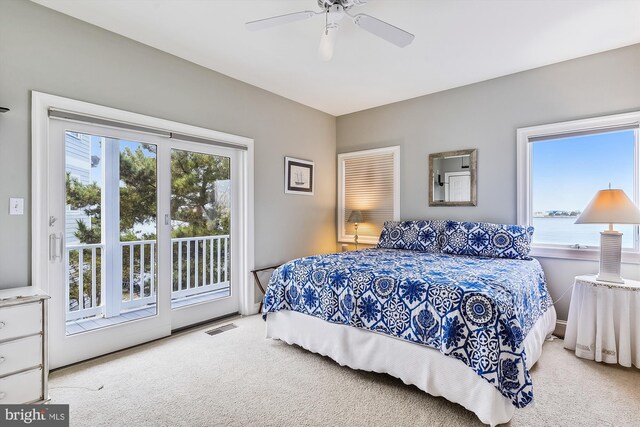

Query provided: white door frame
[32,92,255,368]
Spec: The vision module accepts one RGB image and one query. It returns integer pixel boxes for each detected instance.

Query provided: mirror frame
[428,148,477,207]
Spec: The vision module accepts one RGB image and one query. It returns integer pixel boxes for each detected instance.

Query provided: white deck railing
[66,235,229,321]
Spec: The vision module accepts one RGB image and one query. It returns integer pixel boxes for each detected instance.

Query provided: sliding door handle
[49,232,64,262]
[49,233,56,261]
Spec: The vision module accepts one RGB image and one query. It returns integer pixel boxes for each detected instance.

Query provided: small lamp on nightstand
[575,187,640,283]
[347,210,364,250]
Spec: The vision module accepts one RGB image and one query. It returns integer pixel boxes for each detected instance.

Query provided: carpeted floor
[49,314,640,427]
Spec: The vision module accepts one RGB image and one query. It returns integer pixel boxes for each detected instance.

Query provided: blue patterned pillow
[441,221,534,260]
[377,220,446,252]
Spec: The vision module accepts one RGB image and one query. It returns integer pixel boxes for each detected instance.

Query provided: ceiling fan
[246,0,415,61]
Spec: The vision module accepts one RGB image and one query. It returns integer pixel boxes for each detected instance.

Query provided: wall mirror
[429,149,477,206]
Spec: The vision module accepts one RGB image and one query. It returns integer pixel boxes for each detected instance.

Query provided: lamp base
[354,223,359,251]
[597,230,623,284]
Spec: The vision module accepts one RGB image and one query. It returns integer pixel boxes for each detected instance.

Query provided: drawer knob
[0,392,5,400]
[0,322,5,329]
[0,357,4,364]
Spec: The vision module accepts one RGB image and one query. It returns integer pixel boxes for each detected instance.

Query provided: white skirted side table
[564,275,640,368]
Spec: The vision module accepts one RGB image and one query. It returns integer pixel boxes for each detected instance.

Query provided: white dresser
[0,287,49,403]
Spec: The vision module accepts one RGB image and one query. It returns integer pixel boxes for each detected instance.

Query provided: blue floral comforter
[263,249,553,408]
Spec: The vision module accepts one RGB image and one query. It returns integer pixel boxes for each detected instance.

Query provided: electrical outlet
[9,198,24,215]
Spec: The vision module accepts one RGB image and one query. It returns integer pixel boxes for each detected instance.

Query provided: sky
[532,129,635,212]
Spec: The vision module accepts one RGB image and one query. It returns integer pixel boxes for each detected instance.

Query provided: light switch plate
[9,198,24,215]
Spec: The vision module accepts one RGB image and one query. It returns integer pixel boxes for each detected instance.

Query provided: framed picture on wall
[284,157,314,195]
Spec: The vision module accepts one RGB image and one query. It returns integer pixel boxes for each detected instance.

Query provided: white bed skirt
[266,306,557,427]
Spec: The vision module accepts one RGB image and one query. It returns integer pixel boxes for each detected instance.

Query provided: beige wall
[337,43,640,321]
[0,0,336,289]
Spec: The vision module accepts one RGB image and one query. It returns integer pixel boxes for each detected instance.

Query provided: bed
[263,220,556,426]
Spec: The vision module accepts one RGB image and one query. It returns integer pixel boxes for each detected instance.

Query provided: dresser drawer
[0,302,42,342]
[0,335,42,377]
[0,368,43,404]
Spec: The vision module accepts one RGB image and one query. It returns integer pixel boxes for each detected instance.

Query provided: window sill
[530,245,640,264]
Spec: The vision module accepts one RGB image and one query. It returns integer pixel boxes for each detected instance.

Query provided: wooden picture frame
[284,157,314,195]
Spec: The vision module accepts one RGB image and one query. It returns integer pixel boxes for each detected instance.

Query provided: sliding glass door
[46,120,241,368]
[168,141,239,330]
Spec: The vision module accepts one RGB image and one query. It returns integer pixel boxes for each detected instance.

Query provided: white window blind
[338,146,400,245]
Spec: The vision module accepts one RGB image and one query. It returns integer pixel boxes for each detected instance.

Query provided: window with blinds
[338,146,400,245]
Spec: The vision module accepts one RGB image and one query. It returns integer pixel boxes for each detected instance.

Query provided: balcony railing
[65,235,230,322]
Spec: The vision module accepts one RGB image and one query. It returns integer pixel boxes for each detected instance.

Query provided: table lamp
[575,187,640,283]
[347,210,364,250]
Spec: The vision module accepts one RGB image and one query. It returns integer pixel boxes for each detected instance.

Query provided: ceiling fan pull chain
[325,8,328,35]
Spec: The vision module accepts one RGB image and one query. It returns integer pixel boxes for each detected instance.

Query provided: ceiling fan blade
[352,13,414,47]
[246,10,318,31]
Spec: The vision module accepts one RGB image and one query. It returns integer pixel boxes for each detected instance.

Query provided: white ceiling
[32,0,640,116]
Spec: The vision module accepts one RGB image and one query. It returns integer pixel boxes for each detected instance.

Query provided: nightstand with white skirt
[564,275,639,368]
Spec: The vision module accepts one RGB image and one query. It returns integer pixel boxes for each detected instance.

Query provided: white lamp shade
[575,189,640,224]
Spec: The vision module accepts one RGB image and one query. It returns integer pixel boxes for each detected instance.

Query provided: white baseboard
[554,320,567,339]
[252,302,261,315]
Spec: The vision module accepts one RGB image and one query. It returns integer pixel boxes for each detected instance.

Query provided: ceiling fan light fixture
[318,3,343,61]
[318,24,338,61]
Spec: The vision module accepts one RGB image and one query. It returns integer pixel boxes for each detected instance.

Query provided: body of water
[532,217,633,248]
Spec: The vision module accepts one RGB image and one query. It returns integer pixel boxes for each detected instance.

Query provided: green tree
[119,145,158,240]
[66,144,159,243]
[169,151,231,290]
[170,151,230,238]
